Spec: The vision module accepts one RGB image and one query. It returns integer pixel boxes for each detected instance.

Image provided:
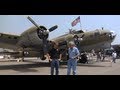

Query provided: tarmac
[0,57,119,75]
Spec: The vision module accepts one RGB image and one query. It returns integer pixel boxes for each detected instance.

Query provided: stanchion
[110,59,112,67]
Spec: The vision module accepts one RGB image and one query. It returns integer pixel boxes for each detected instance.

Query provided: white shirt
[112,52,117,58]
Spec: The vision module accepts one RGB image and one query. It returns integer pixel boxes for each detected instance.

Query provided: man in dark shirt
[47,42,62,75]
[73,35,82,51]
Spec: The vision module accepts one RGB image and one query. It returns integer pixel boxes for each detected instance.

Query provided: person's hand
[71,57,75,59]
[49,59,52,62]
[50,59,52,61]
[58,59,61,61]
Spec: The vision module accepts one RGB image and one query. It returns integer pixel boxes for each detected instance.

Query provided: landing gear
[21,54,24,62]
[20,48,25,62]
[17,50,24,62]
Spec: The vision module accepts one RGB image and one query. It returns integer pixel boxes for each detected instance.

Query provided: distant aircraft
[0,16,116,61]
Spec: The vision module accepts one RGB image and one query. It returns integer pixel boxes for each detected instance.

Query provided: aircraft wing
[0,33,20,50]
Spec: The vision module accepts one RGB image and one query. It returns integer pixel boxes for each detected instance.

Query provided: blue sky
[0,15,120,45]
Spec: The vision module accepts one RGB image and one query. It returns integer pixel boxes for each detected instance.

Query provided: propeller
[27,16,40,29]
[27,16,58,33]
[49,25,58,32]
[27,16,58,60]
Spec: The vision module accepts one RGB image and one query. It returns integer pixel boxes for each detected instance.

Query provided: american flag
[71,16,80,27]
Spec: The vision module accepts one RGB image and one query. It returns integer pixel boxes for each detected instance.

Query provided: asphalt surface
[0,57,119,75]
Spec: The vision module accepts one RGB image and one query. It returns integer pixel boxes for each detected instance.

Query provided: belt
[69,57,78,59]
[69,58,75,59]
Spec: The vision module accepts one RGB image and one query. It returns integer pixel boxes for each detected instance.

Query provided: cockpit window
[75,30,84,34]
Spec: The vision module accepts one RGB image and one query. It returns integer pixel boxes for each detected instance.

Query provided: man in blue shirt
[67,41,80,75]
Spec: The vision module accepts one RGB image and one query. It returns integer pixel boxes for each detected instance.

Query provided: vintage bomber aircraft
[52,29,116,51]
[51,29,116,60]
[0,16,116,61]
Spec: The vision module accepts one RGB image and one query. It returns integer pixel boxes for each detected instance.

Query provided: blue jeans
[112,57,116,63]
[67,59,77,75]
[51,59,59,75]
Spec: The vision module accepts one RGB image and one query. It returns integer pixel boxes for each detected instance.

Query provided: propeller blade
[27,16,40,29]
[49,25,58,32]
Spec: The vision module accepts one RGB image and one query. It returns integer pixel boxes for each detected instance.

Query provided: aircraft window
[14,37,17,39]
[8,36,11,39]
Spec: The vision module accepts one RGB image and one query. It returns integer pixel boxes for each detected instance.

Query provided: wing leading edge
[0,33,20,50]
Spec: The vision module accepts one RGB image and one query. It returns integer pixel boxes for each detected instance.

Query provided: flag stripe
[71,16,80,27]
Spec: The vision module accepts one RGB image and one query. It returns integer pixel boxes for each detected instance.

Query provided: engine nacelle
[17,26,49,48]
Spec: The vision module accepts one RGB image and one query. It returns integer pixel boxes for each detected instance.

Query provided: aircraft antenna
[102,27,104,30]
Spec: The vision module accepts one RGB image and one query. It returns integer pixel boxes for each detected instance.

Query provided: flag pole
[79,16,82,30]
